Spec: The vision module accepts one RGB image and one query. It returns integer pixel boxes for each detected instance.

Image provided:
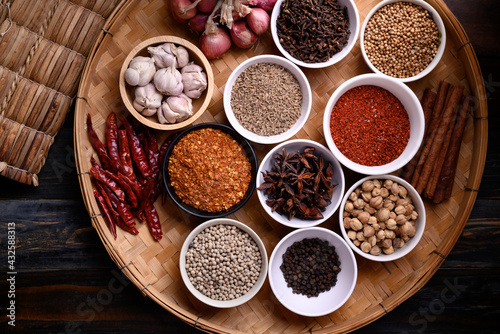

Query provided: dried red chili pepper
[104,170,138,208]
[93,189,117,240]
[151,180,163,203]
[117,172,142,199]
[90,157,126,202]
[102,184,135,227]
[122,117,150,179]
[144,201,162,241]
[115,215,139,235]
[158,133,178,170]
[144,128,159,176]
[86,114,114,171]
[118,129,135,178]
[95,182,119,217]
[105,112,124,174]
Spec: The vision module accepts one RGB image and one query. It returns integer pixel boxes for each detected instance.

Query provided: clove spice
[276,0,351,63]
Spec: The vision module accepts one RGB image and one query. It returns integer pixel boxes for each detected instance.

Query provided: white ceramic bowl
[270,0,359,68]
[256,139,345,228]
[360,0,446,82]
[323,73,424,175]
[339,174,426,262]
[224,55,312,144]
[179,218,268,308]
[268,227,357,316]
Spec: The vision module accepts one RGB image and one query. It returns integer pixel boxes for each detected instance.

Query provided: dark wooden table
[1,1,499,333]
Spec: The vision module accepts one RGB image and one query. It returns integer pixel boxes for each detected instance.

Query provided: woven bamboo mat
[0,0,125,185]
[74,0,487,333]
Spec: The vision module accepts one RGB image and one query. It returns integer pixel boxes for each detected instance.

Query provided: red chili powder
[329,85,410,166]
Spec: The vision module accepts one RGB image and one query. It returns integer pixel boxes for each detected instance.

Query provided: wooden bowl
[119,36,214,131]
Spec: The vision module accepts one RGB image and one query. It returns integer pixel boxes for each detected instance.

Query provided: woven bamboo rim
[74,0,488,333]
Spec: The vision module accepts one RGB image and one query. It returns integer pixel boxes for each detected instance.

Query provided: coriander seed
[363,1,440,78]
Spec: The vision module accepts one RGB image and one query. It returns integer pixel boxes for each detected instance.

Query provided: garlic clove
[147,44,176,69]
[154,65,183,96]
[157,105,169,124]
[133,83,163,116]
[181,63,208,99]
[166,94,193,122]
[159,102,178,124]
[171,44,190,68]
[125,56,156,86]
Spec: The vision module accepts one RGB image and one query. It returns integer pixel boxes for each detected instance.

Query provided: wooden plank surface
[1,0,499,333]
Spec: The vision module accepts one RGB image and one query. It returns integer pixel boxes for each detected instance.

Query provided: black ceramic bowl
[163,122,257,219]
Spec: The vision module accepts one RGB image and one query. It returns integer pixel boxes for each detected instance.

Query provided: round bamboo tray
[74,0,488,333]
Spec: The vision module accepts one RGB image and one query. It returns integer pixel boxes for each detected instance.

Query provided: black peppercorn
[280,238,341,297]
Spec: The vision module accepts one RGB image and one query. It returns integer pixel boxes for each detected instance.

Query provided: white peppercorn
[185,224,262,301]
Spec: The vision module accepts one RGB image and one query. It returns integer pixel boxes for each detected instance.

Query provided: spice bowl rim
[322,73,425,175]
[119,35,214,131]
[359,0,446,83]
[179,218,269,308]
[223,54,312,144]
[338,174,426,262]
[268,226,357,316]
[162,122,258,219]
[270,0,360,69]
[256,138,345,228]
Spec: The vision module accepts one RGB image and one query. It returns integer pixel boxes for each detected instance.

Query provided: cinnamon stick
[410,81,451,188]
[402,88,437,182]
[432,97,472,203]
[424,96,463,199]
[415,85,464,194]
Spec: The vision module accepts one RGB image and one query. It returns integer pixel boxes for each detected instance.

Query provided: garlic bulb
[147,43,176,69]
[154,63,183,96]
[124,56,155,86]
[181,63,208,99]
[132,83,163,116]
[171,44,189,68]
[158,94,193,124]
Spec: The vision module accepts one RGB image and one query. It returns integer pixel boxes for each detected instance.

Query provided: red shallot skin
[169,0,197,23]
[246,7,270,35]
[230,20,258,49]
[248,0,278,12]
[188,12,209,32]
[198,0,217,13]
[200,27,232,59]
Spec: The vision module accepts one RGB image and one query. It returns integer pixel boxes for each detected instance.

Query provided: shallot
[170,0,198,22]
[168,0,276,58]
[246,7,270,35]
[199,0,232,59]
[230,20,257,49]
[188,13,209,32]
[198,0,218,13]
[248,0,277,12]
